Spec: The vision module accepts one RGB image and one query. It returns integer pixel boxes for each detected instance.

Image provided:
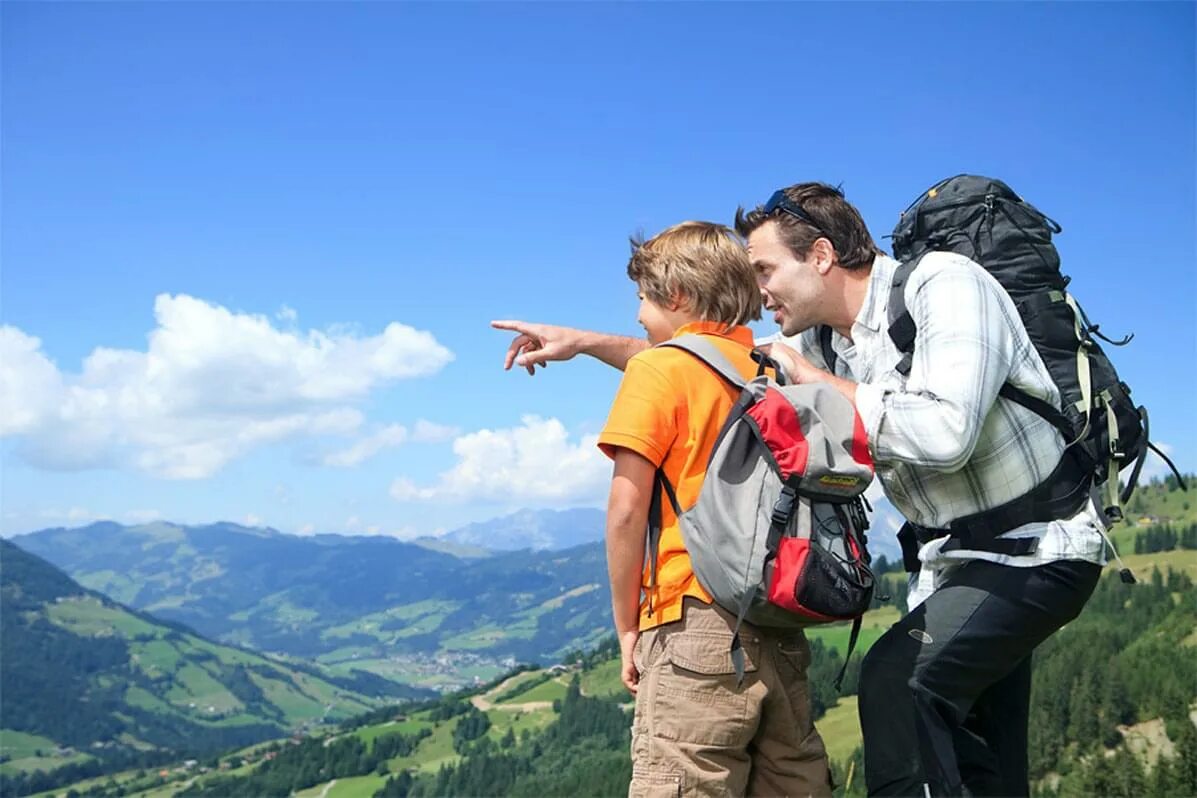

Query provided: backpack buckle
[771,485,798,528]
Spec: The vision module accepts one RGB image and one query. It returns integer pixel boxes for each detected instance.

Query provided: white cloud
[323,419,462,468]
[35,507,98,523]
[0,327,64,436]
[244,513,263,527]
[276,305,298,324]
[0,294,453,479]
[125,509,163,523]
[323,424,409,467]
[383,526,423,541]
[412,420,460,443]
[297,523,316,536]
[390,415,609,505]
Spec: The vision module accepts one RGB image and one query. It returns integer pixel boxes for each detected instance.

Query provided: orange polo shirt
[598,321,762,630]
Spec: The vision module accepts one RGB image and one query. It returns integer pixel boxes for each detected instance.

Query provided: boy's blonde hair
[627,221,762,329]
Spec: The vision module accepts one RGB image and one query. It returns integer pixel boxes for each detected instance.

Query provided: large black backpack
[822,175,1182,561]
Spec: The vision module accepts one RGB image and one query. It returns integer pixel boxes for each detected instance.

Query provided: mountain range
[14,518,614,688]
[0,538,425,787]
[10,503,903,691]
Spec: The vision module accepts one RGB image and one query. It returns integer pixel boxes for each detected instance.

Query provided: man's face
[747,220,825,337]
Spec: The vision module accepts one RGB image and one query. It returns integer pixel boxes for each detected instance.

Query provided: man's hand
[761,341,824,384]
[763,340,859,405]
[619,628,641,695]
[491,320,586,375]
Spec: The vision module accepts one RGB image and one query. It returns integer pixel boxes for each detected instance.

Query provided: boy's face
[637,291,684,345]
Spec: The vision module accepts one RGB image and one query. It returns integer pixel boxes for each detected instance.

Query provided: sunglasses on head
[761,189,838,253]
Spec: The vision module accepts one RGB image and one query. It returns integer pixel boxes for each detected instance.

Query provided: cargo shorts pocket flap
[667,631,759,675]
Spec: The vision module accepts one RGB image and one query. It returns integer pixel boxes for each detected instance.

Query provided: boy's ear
[668,292,692,313]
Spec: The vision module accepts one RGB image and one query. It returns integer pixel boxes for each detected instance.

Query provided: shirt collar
[671,320,755,347]
[853,254,899,334]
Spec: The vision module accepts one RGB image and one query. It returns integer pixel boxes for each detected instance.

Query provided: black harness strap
[898,449,1092,571]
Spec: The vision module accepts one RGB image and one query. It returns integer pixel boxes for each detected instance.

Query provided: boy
[597,221,832,798]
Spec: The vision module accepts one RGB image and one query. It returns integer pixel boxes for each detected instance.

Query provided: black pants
[857,559,1101,797]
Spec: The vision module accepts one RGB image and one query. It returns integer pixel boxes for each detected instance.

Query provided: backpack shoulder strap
[886,256,923,376]
[817,325,837,373]
[889,253,1077,443]
[658,334,748,389]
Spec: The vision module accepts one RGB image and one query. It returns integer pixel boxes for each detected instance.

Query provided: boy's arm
[492,320,648,374]
[605,447,654,694]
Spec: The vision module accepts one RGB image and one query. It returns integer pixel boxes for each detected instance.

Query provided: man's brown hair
[734,182,882,270]
[627,221,762,328]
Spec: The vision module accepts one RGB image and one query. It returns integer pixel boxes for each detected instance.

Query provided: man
[494,182,1105,797]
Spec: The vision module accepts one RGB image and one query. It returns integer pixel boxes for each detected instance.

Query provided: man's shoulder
[909,250,985,282]
[906,251,1006,302]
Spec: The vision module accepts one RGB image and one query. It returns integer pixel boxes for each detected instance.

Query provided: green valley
[0,540,429,797]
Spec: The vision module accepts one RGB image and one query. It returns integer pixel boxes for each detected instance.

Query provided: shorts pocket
[775,635,816,740]
[629,767,682,798]
[652,630,758,747]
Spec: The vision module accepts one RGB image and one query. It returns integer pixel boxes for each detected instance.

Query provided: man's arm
[767,260,1015,472]
[491,320,648,374]
[605,447,653,694]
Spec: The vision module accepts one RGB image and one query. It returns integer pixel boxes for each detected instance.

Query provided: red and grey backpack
[646,334,876,686]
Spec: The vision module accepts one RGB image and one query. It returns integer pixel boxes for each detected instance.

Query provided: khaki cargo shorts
[629,597,832,798]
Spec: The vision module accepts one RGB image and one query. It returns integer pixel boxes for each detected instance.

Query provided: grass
[394,721,460,775]
[253,671,326,721]
[806,605,901,659]
[352,717,434,746]
[487,670,548,703]
[439,626,510,651]
[0,751,94,776]
[539,583,601,611]
[579,659,626,699]
[45,597,158,637]
[486,707,556,740]
[74,570,141,605]
[291,774,389,798]
[135,638,184,673]
[816,695,862,767]
[164,663,240,713]
[327,773,389,798]
[506,676,567,705]
[294,781,330,798]
[322,600,460,642]
[0,730,57,760]
[125,685,174,714]
[1116,549,1197,580]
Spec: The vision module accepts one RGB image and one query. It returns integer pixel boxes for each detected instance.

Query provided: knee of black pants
[859,637,911,715]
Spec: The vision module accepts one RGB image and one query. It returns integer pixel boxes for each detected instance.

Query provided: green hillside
[16,522,613,690]
[0,540,424,797]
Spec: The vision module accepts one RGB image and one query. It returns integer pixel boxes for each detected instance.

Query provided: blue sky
[2,2,1194,539]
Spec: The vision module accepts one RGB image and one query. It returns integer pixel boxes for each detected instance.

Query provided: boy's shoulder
[628,336,755,382]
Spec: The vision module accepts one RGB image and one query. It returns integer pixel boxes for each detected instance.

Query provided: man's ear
[811,237,837,276]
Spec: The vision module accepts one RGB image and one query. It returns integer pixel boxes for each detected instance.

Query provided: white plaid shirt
[769,253,1107,605]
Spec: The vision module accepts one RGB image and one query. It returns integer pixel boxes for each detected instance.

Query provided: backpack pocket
[765,503,874,624]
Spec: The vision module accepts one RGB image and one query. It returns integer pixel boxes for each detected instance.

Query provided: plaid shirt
[770,253,1106,599]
